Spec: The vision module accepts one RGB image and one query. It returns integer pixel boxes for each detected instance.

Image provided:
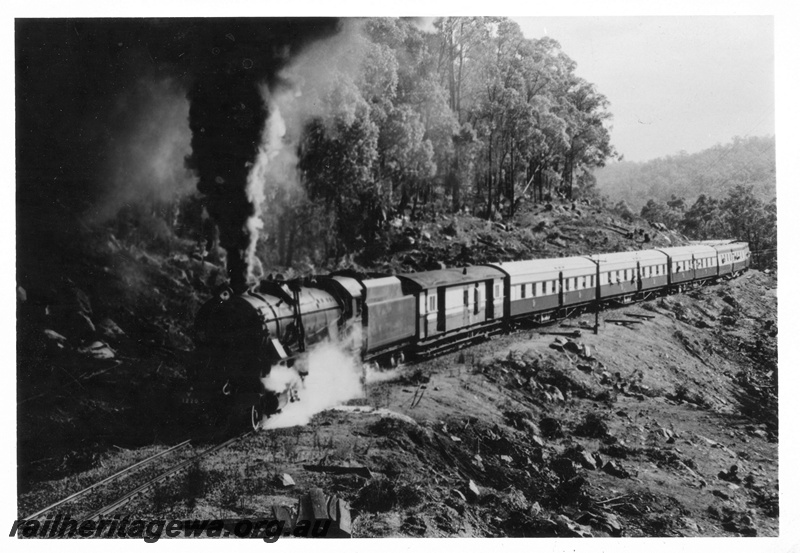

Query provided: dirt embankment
[19,268,778,537]
[17,199,777,537]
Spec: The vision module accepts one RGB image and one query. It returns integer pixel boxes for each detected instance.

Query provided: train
[185,240,751,429]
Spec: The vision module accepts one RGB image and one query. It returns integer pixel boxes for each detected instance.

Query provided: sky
[512,16,774,163]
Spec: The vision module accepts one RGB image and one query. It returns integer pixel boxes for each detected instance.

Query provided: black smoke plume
[183,19,340,293]
[16,18,339,293]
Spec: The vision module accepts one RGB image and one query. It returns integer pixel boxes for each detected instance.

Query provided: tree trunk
[509,146,516,217]
[486,133,493,220]
[450,157,461,212]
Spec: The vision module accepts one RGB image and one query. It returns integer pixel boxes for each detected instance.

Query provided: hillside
[594,136,776,212]
[16,198,778,538]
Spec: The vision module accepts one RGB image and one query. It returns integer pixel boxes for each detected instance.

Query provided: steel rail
[81,431,253,522]
[24,439,192,520]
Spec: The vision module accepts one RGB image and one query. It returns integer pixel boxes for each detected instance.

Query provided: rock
[551,458,578,480]
[466,480,480,500]
[564,341,581,354]
[75,312,97,336]
[577,364,594,373]
[549,386,565,402]
[78,341,115,360]
[577,450,598,470]
[718,465,742,483]
[451,489,467,502]
[43,329,68,344]
[549,343,564,352]
[539,417,563,438]
[555,514,593,537]
[575,413,610,439]
[98,318,126,341]
[680,516,700,533]
[712,489,731,500]
[576,510,622,536]
[276,473,295,487]
[500,455,513,464]
[722,519,757,536]
[421,231,432,241]
[602,460,631,478]
[521,419,541,436]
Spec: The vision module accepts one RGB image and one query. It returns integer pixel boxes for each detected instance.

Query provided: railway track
[23,431,253,523]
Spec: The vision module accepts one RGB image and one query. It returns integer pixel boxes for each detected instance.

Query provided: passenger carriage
[590,250,668,303]
[656,246,699,289]
[689,245,719,282]
[487,256,597,322]
[730,242,751,274]
[397,266,505,347]
[691,240,751,278]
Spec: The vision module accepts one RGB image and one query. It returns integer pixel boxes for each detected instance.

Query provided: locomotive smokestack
[184,19,340,293]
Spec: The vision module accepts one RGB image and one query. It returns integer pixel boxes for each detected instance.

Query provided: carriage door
[636,262,642,292]
[437,287,446,332]
[485,280,494,319]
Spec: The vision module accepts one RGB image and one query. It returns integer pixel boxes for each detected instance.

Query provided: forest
[596,136,777,269]
[245,17,617,268]
[16,18,776,278]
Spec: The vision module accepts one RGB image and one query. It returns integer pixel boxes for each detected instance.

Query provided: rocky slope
[16,200,778,537]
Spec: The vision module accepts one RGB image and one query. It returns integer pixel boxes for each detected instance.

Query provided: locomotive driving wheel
[251,397,264,431]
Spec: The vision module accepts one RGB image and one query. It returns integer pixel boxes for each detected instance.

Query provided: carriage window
[428,295,436,312]
[590,275,595,288]
[495,284,501,297]
[520,284,526,299]
[464,289,469,305]
[552,280,557,293]
[565,279,570,291]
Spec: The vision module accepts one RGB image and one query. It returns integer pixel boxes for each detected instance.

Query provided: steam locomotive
[186,240,750,429]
